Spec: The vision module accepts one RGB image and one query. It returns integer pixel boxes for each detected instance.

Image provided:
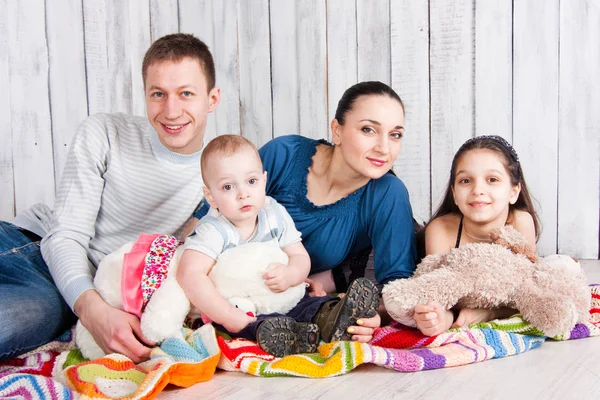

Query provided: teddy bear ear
[490,226,538,263]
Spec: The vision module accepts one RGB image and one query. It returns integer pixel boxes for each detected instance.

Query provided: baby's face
[203,146,267,227]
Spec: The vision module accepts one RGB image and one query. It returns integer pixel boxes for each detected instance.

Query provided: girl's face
[451,149,521,226]
[331,95,405,180]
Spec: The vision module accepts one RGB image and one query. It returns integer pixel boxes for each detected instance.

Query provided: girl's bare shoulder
[426,213,461,234]
[425,213,461,255]
[508,209,536,246]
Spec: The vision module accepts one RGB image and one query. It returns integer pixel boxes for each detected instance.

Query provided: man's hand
[263,263,293,293]
[75,290,155,363]
[221,306,256,333]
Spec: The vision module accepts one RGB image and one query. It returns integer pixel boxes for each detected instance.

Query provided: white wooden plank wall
[1,0,598,258]
[429,0,475,217]
[0,0,15,221]
[390,0,430,223]
[513,1,560,255]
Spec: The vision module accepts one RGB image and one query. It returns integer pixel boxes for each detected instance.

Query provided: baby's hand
[222,307,256,333]
[263,263,292,293]
[413,302,454,337]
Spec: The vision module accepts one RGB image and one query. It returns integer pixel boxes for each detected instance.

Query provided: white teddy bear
[76,239,306,359]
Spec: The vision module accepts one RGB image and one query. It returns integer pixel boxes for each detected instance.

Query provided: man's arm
[181,217,199,242]
[41,115,152,362]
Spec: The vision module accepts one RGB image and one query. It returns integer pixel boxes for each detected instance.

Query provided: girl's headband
[460,135,522,180]
[461,135,520,163]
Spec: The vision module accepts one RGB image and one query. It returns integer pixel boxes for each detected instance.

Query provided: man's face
[145,57,220,154]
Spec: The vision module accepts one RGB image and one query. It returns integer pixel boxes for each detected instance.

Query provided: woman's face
[332,94,405,180]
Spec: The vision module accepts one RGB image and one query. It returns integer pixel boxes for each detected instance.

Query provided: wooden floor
[159,260,600,400]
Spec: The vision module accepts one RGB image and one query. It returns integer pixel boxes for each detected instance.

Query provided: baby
[178,135,379,357]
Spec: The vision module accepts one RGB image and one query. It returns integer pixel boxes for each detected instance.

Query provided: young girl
[414,135,541,336]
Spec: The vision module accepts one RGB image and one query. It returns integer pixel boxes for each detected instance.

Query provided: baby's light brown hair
[200,135,262,184]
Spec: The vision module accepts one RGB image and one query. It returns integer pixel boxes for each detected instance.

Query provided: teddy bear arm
[511,279,578,337]
[383,269,469,326]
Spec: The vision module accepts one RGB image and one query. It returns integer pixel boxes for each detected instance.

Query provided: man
[0,33,220,362]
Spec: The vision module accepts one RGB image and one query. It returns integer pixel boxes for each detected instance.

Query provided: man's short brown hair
[142,33,215,91]
[201,135,261,183]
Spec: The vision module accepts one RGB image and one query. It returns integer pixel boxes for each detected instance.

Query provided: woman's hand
[305,278,326,297]
[347,313,381,342]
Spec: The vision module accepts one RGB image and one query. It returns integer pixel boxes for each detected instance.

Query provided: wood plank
[129,0,151,117]
[557,0,600,258]
[429,0,476,214]
[475,0,512,140]
[357,0,391,83]
[179,0,217,143]
[210,1,240,137]
[270,0,299,136]
[46,0,88,186]
[390,0,431,223]
[104,0,134,114]
[238,0,273,148]
[0,0,15,219]
[513,1,560,255]
[149,0,179,41]
[271,0,327,139]
[6,0,55,214]
[82,0,110,114]
[326,0,358,140]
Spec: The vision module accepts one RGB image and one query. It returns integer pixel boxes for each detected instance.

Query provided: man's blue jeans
[0,221,76,360]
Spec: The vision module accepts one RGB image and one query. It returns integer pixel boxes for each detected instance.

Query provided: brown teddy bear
[382,226,590,337]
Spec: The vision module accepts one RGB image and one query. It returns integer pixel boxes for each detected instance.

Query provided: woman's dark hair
[430,135,541,239]
[334,81,404,125]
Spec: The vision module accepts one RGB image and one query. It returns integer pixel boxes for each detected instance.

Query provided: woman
[195,81,418,342]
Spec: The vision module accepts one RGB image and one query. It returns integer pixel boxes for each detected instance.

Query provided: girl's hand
[348,313,381,342]
[451,308,495,328]
[413,302,454,336]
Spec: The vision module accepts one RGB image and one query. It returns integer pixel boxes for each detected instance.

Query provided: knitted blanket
[2,285,599,398]
[0,324,220,399]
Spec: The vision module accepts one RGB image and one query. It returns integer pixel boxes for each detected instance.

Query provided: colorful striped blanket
[2,285,599,399]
